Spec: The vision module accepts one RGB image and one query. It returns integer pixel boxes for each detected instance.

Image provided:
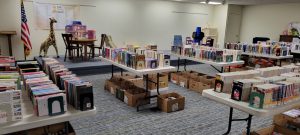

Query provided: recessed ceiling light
[200,1,222,5]
[208,1,222,5]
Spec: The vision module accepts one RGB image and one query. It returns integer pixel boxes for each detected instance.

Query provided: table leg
[224,107,253,135]
[121,68,123,76]
[77,44,80,58]
[279,59,282,67]
[246,115,253,135]
[65,121,69,135]
[156,73,160,95]
[184,59,187,71]
[7,35,13,56]
[224,107,233,135]
[177,57,180,72]
[111,65,114,79]
[84,44,88,61]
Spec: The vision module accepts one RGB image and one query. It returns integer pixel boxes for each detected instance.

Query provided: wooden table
[0,31,17,56]
[71,39,97,61]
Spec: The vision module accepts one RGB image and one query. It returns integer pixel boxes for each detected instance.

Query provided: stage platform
[34,55,201,76]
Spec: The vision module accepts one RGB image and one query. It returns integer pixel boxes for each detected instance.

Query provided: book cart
[171,53,245,73]
[202,89,300,135]
[241,52,293,67]
[100,56,176,111]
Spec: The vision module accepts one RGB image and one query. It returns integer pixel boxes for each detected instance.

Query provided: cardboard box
[124,91,149,107]
[248,124,299,135]
[147,74,169,90]
[178,74,189,88]
[158,92,185,113]
[170,72,180,84]
[104,80,119,95]
[122,75,144,88]
[201,75,215,87]
[190,72,206,80]
[189,78,211,93]
[116,88,125,102]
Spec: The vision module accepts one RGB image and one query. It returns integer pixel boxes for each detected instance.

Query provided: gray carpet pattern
[70,65,272,135]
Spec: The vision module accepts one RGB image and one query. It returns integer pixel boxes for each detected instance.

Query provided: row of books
[225,42,291,56]
[42,58,94,111]
[0,56,16,71]
[0,71,22,124]
[214,65,300,109]
[21,68,67,117]
[102,47,171,70]
[215,65,300,94]
[171,45,242,63]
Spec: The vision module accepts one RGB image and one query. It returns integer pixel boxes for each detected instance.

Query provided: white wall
[0,0,216,60]
[240,3,300,44]
[225,5,243,44]
[212,4,228,48]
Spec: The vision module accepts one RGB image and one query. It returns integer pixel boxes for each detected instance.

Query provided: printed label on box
[172,103,179,112]
[124,96,128,104]
[110,87,115,95]
[0,112,7,124]
[171,80,177,84]
[180,82,185,87]
[86,103,91,108]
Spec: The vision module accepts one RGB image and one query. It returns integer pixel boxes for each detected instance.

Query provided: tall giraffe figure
[39,18,59,58]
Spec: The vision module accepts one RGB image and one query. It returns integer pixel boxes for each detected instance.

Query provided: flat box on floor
[158,92,185,113]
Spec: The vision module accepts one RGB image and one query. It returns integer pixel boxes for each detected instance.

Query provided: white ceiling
[165,0,300,5]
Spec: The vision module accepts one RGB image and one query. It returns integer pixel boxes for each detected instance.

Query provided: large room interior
[1,0,300,135]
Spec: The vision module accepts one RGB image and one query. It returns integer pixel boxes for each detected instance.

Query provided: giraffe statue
[39,18,59,58]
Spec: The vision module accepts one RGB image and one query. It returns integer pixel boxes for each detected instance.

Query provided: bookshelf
[171,53,245,73]
[0,95,97,134]
[202,89,300,135]
[99,56,176,111]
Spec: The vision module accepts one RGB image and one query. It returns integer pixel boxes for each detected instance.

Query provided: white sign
[34,2,80,30]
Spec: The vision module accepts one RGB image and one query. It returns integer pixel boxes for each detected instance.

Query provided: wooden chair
[62,34,82,61]
[88,34,106,58]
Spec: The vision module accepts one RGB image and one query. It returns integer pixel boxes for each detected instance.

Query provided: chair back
[62,34,73,48]
[100,34,106,49]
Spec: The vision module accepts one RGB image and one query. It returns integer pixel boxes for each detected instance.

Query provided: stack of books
[42,58,94,111]
[0,56,16,71]
[249,81,299,109]
[21,69,67,117]
[102,47,171,70]
[214,66,300,109]
[0,71,22,123]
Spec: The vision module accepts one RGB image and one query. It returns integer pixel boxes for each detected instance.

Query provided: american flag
[21,0,32,56]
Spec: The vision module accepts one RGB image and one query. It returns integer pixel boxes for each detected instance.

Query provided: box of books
[158,92,185,113]
[249,84,281,109]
